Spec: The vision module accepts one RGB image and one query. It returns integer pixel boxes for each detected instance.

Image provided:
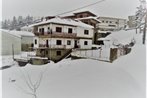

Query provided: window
[41,28,44,33]
[84,30,89,35]
[56,40,62,45]
[102,20,104,23]
[46,50,48,55]
[68,28,73,33]
[56,27,62,32]
[35,39,37,44]
[84,41,88,45]
[39,28,42,32]
[39,28,44,33]
[106,21,108,23]
[109,21,112,23]
[108,25,116,27]
[67,40,71,45]
[115,22,118,24]
[47,27,50,33]
[56,51,61,56]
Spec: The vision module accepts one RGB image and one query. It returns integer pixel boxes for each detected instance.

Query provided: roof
[75,16,101,23]
[98,16,126,21]
[31,17,94,29]
[0,29,35,37]
[102,29,136,45]
[73,11,97,17]
[0,29,21,38]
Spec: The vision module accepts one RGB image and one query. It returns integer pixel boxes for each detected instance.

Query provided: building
[127,15,137,28]
[63,11,100,27]
[96,17,127,45]
[1,30,35,53]
[32,17,94,62]
[97,16,127,31]
[0,29,21,55]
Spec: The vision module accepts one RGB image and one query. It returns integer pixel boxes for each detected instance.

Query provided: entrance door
[74,40,78,48]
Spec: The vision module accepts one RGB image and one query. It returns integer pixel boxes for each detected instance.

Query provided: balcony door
[74,40,78,48]
[46,40,49,47]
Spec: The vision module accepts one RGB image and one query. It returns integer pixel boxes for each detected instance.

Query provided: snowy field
[1,31,146,98]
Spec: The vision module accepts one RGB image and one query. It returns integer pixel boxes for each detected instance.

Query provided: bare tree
[10,66,48,98]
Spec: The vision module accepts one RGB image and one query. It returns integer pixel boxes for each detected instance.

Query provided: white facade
[0,30,21,55]
[34,37,75,49]
[76,27,93,38]
[97,17,127,31]
[34,37,93,49]
[79,39,92,49]
[33,17,94,49]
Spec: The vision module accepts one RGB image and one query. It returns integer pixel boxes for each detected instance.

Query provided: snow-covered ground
[1,30,146,98]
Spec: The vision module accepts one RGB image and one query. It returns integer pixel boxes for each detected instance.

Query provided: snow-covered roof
[0,29,34,37]
[100,29,136,45]
[0,29,21,38]
[31,17,94,29]
[9,30,35,37]
[98,37,110,41]
[75,16,101,23]
[21,25,33,29]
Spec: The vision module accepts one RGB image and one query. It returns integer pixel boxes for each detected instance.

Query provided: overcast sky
[2,0,140,20]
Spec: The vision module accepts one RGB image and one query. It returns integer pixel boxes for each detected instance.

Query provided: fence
[71,45,132,62]
[71,46,110,62]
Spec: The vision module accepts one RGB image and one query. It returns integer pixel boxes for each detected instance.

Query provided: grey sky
[2,0,140,20]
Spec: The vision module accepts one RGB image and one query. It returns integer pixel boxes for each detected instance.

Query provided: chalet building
[63,11,100,27]
[43,11,127,45]
[62,11,101,44]
[32,17,94,62]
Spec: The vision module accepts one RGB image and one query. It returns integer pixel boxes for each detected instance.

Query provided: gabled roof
[73,11,97,17]
[0,29,34,37]
[31,17,94,29]
[75,16,101,23]
[97,16,126,20]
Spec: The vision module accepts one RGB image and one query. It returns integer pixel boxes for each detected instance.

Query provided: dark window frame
[67,40,71,45]
[84,41,88,45]
[56,51,61,56]
[35,39,37,44]
[56,40,62,45]
[56,27,62,32]
[84,30,89,35]
[68,28,73,33]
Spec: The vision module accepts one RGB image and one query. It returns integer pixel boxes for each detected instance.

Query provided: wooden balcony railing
[39,44,66,49]
[34,32,77,38]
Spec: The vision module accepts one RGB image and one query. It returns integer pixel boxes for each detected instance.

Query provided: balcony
[34,32,77,38]
[39,44,66,49]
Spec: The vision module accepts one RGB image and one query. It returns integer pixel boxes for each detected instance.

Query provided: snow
[101,29,137,46]
[0,29,21,38]
[9,30,35,37]
[75,16,101,23]
[31,17,94,29]
[0,29,34,37]
[1,29,146,98]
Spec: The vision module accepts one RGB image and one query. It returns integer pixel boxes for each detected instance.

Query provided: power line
[55,0,106,16]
